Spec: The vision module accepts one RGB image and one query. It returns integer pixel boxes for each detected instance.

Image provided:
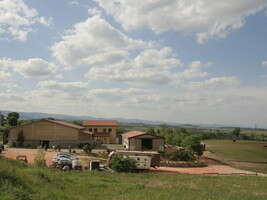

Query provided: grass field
[205,140,267,162]
[205,140,267,173]
[1,157,267,200]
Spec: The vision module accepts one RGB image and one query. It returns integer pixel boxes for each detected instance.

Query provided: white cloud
[38,80,88,93]
[86,47,182,85]
[0,0,52,41]
[0,58,57,78]
[262,61,267,68]
[94,0,267,44]
[51,14,150,69]
[179,61,211,79]
[185,76,240,90]
[0,70,11,80]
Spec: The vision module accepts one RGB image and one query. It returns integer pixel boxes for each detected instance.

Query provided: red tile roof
[122,131,146,138]
[46,120,85,130]
[83,120,118,126]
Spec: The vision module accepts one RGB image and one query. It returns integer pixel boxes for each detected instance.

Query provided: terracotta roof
[122,131,146,138]
[46,120,85,130]
[83,120,118,126]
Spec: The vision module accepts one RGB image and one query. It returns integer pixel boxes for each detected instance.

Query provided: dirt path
[3,148,266,176]
[150,157,267,176]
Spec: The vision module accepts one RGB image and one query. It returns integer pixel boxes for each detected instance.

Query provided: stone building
[122,131,164,151]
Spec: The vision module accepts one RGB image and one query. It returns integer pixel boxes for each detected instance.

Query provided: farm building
[83,120,118,144]
[8,119,93,148]
[122,131,164,151]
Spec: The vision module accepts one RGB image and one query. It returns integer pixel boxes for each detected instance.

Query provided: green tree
[8,116,18,126]
[83,144,93,153]
[181,136,204,157]
[7,112,20,127]
[233,128,241,139]
[146,128,155,135]
[8,112,20,119]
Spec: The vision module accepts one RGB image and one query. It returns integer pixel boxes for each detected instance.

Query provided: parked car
[52,152,81,170]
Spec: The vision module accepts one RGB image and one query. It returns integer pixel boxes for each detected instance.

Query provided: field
[1,157,267,200]
[205,140,267,173]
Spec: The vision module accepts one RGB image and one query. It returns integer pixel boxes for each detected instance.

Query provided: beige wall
[85,126,117,144]
[123,135,164,151]
[8,120,92,147]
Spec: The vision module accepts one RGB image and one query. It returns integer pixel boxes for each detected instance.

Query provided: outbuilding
[122,131,164,151]
[8,119,93,148]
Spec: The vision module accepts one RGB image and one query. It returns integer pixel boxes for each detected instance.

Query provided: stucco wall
[123,135,164,151]
[8,120,92,147]
[85,126,117,144]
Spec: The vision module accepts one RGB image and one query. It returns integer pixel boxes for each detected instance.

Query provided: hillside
[1,157,267,200]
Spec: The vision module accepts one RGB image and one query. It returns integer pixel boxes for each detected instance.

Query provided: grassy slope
[205,140,267,173]
[1,157,267,200]
[205,140,267,162]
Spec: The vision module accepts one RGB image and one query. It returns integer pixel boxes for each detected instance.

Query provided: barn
[8,119,93,148]
[122,131,164,151]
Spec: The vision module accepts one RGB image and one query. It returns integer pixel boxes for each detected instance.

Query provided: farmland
[205,140,267,173]
[1,157,267,200]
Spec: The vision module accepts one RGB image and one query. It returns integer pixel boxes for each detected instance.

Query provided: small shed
[122,131,164,151]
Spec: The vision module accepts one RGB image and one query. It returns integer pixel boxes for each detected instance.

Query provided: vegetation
[1,157,267,200]
[205,140,267,173]
[110,156,136,172]
[83,144,94,154]
[34,148,46,168]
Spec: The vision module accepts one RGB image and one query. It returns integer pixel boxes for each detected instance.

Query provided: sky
[0,0,267,128]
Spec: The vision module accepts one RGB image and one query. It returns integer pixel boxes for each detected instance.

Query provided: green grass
[1,157,267,200]
[205,140,267,163]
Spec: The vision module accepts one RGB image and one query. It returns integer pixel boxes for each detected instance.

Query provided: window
[89,128,92,132]
[103,128,107,132]
[108,128,112,132]
[94,128,97,132]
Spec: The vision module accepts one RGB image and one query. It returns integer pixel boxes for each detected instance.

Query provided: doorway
[41,140,50,148]
[141,139,153,150]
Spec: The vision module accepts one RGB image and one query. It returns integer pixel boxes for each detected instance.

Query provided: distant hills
[1,110,262,129]
[0,110,177,126]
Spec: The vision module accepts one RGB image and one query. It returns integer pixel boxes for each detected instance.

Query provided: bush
[34,148,46,168]
[165,149,195,161]
[83,144,93,153]
[110,156,136,172]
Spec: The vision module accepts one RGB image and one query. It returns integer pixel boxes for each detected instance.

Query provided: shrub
[165,149,195,161]
[110,156,136,172]
[34,148,46,168]
[83,144,93,153]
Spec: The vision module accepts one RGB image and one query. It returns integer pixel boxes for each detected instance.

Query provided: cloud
[0,0,53,41]
[262,61,267,68]
[0,58,57,78]
[51,14,150,69]
[179,61,211,79]
[86,47,182,85]
[38,80,88,93]
[0,70,11,80]
[185,76,240,90]
[94,0,267,44]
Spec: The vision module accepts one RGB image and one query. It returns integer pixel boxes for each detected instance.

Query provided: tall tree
[7,112,20,127]
[233,127,241,138]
